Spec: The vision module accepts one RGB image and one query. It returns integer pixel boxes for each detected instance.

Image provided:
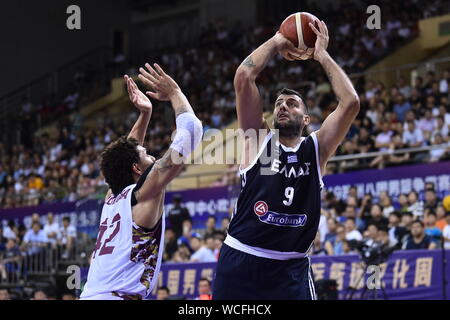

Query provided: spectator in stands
[325,224,350,256]
[156,286,170,300]
[171,243,191,263]
[424,189,440,210]
[379,191,395,218]
[311,232,327,256]
[359,193,374,224]
[2,220,17,241]
[363,224,379,247]
[436,205,448,231]
[201,216,217,238]
[167,194,192,239]
[393,94,411,122]
[22,221,48,255]
[401,211,414,233]
[418,109,437,134]
[397,194,410,213]
[177,220,198,252]
[220,217,230,233]
[212,231,226,259]
[428,133,450,162]
[367,204,389,230]
[388,211,408,248]
[190,235,216,263]
[404,220,437,250]
[407,191,424,218]
[163,227,178,262]
[0,238,22,281]
[31,289,48,300]
[324,192,346,216]
[324,217,338,244]
[341,205,365,230]
[61,292,77,300]
[43,213,59,248]
[195,278,212,300]
[443,211,450,249]
[345,218,363,241]
[0,289,10,300]
[58,216,76,259]
[424,211,442,245]
[403,120,424,148]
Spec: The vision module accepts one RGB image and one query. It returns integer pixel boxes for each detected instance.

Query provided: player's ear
[303,114,311,126]
[132,162,142,175]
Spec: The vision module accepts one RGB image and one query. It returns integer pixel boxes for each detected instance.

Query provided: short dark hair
[403,211,413,217]
[389,211,402,219]
[199,278,211,285]
[100,136,140,195]
[277,88,308,113]
[157,286,170,294]
[412,220,424,228]
[62,216,71,223]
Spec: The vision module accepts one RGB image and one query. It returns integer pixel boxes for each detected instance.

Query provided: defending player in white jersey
[80,64,203,300]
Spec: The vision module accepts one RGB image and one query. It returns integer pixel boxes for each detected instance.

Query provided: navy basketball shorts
[212,243,317,300]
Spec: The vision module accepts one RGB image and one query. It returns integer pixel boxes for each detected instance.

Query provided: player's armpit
[315,99,359,168]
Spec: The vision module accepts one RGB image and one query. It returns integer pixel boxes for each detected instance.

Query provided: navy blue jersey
[228,131,324,254]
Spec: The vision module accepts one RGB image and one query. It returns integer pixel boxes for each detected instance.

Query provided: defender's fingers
[153,63,167,77]
[145,63,163,80]
[138,74,158,89]
[139,67,158,84]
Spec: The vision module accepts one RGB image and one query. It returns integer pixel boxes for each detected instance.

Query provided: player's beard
[274,114,304,138]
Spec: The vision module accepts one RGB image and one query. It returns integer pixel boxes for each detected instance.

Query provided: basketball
[279,12,320,59]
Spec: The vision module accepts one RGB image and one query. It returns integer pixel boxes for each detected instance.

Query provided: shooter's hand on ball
[308,20,329,62]
[124,75,153,114]
[138,63,181,101]
[273,31,304,61]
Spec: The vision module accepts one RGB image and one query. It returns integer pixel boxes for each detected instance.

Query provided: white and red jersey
[80,184,165,300]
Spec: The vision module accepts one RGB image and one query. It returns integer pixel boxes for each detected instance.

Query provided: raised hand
[124,75,153,114]
[138,63,181,101]
[273,31,305,61]
[308,20,329,62]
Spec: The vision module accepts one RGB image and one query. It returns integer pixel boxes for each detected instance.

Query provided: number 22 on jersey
[92,213,121,259]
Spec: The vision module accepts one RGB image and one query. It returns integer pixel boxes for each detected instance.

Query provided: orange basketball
[279,12,320,60]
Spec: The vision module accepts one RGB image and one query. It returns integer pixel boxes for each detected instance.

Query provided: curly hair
[100,136,140,196]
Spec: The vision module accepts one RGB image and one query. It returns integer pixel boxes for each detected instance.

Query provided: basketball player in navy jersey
[213,21,359,299]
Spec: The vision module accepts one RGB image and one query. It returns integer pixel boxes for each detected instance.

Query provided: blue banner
[0,186,236,238]
[146,249,450,300]
[323,161,450,201]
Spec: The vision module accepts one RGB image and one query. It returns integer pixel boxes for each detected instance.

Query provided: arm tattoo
[152,151,177,173]
[242,56,256,68]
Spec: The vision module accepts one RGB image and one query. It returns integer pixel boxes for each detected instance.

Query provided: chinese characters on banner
[147,249,450,300]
